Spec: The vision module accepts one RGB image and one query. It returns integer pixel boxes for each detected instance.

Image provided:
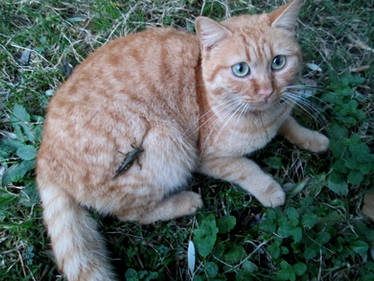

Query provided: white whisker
[200,97,244,152]
[282,94,316,120]
[281,92,326,126]
[258,112,270,141]
[200,102,239,151]
[287,89,330,109]
[184,98,238,137]
[210,102,246,148]
[286,92,326,120]
[284,84,322,90]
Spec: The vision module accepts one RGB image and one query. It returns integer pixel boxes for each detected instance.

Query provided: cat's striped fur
[36,0,329,280]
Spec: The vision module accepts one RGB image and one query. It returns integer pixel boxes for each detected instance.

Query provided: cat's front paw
[257,181,285,208]
[304,132,329,153]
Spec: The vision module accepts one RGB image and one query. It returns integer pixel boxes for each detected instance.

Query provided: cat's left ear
[269,0,303,33]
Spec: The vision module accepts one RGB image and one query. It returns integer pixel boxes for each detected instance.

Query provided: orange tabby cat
[36,0,329,280]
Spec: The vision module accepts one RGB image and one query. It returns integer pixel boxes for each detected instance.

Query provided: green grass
[1,0,374,280]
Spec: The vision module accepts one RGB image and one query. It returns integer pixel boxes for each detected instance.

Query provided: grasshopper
[113,122,149,179]
[113,143,144,179]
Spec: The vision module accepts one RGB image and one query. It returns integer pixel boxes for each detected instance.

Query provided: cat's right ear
[269,0,302,33]
[195,17,232,51]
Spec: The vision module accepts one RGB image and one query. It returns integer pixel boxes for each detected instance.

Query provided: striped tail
[39,184,116,281]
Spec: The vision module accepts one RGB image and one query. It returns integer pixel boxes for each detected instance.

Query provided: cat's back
[42,27,201,144]
[52,27,200,109]
[37,28,201,197]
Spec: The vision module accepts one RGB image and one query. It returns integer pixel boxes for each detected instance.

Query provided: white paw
[184,191,203,213]
[257,181,285,208]
[169,191,202,221]
[304,132,329,153]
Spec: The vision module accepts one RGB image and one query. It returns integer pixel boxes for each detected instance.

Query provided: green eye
[271,55,286,70]
[231,62,250,77]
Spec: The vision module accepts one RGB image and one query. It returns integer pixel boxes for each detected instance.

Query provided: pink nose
[258,88,273,100]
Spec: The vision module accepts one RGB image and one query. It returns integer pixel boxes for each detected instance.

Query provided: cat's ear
[269,0,303,33]
[195,16,232,50]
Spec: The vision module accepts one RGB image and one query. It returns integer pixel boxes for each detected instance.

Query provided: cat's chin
[244,99,280,112]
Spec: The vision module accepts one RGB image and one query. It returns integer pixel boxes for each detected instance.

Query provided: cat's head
[196,0,302,112]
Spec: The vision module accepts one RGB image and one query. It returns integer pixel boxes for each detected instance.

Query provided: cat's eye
[231,62,250,77]
[271,55,286,70]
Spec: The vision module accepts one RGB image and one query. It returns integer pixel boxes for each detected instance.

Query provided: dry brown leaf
[347,35,374,53]
[362,192,374,222]
[350,65,370,73]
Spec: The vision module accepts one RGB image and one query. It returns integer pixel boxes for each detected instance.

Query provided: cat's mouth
[241,94,281,111]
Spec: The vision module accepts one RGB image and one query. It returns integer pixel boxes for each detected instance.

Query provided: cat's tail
[38,183,116,281]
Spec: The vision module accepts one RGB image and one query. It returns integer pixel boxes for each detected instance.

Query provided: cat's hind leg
[109,125,202,224]
[136,191,203,224]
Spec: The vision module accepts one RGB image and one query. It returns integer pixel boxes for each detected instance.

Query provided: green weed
[1,0,373,280]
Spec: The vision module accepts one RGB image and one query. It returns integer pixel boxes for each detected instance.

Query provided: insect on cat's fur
[113,144,144,179]
[113,122,149,178]
[36,0,329,280]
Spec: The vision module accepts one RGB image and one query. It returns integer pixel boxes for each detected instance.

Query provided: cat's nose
[258,87,274,101]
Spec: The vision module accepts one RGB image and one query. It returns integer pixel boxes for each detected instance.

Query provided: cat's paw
[257,181,285,208]
[177,191,203,215]
[303,132,329,153]
[186,191,204,213]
